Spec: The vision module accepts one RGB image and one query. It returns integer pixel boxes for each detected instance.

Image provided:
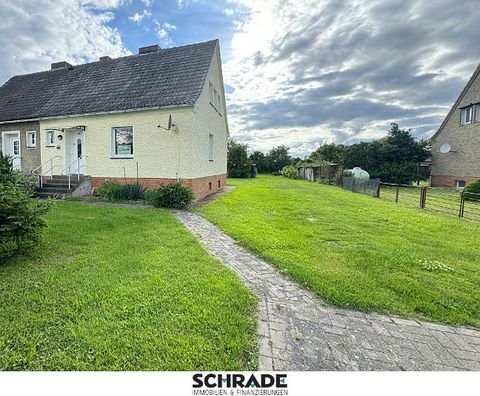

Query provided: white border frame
[111,126,134,159]
[26,130,37,148]
[1,131,22,169]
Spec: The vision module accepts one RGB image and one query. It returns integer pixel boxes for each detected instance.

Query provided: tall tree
[227,140,252,178]
[266,145,293,172]
[249,151,267,173]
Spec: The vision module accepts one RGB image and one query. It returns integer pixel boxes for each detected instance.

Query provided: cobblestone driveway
[174,211,480,371]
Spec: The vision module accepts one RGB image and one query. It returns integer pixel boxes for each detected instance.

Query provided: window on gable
[112,126,134,157]
[461,106,473,125]
[46,130,56,146]
[213,88,218,109]
[475,104,480,123]
[26,131,36,148]
[208,133,214,161]
[209,82,214,104]
[217,93,222,114]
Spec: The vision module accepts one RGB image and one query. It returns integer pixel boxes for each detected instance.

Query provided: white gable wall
[190,43,228,179]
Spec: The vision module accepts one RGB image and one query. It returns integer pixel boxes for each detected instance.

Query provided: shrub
[14,171,38,196]
[145,183,195,209]
[97,181,145,201]
[464,180,480,201]
[282,165,297,179]
[0,180,51,262]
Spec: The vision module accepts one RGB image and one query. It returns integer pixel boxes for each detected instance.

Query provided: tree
[227,140,252,178]
[309,143,345,164]
[0,153,50,261]
[306,123,430,184]
[249,151,268,173]
[266,145,293,173]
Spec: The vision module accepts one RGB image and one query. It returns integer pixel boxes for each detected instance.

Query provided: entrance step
[36,175,90,199]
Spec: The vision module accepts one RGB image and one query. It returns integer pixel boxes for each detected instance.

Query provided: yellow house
[0,40,228,199]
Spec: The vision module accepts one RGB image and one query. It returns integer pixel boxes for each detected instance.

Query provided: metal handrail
[62,155,86,190]
[31,155,62,188]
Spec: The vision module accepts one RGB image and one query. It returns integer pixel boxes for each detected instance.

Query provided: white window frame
[213,88,218,109]
[456,180,466,188]
[111,126,134,158]
[26,131,36,148]
[217,92,222,114]
[208,133,214,162]
[475,104,480,123]
[46,130,56,146]
[461,106,473,125]
[209,82,214,105]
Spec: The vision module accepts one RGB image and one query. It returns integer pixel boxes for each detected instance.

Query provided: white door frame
[1,131,22,170]
[63,128,86,175]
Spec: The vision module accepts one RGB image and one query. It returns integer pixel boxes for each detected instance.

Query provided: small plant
[97,181,146,201]
[145,183,195,209]
[418,259,453,272]
[281,165,297,179]
[463,180,480,202]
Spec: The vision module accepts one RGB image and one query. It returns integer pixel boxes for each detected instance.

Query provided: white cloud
[0,1,130,84]
[153,20,177,46]
[141,0,153,6]
[129,9,152,23]
[224,0,480,156]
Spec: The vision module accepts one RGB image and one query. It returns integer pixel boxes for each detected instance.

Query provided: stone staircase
[36,175,88,199]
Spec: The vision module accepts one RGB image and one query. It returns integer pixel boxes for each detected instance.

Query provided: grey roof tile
[0,40,217,122]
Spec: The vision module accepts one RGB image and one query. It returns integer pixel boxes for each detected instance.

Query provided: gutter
[0,104,193,125]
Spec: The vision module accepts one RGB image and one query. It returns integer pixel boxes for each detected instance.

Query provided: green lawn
[0,202,257,370]
[199,175,480,327]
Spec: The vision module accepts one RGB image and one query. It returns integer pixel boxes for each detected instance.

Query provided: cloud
[129,9,152,23]
[0,1,129,84]
[224,0,480,156]
[153,19,177,46]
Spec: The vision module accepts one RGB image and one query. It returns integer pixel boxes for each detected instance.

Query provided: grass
[199,175,480,328]
[379,185,480,221]
[0,202,257,370]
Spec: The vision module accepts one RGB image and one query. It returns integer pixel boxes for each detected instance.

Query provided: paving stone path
[174,211,480,371]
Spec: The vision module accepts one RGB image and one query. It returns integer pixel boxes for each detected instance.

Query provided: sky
[1,0,480,157]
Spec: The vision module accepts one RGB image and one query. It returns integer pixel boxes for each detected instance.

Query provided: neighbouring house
[0,40,229,199]
[431,62,480,188]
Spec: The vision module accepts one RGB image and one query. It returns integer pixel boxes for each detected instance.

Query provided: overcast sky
[1,0,479,157]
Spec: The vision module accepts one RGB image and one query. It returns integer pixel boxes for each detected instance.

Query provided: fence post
[459,191,465,218]
[376,183,381,198]
[395,183,400,203]
[419,187,427,209]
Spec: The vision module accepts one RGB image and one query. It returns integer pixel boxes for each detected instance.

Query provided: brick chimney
[51,61,72,70]
[139,45,161,54]
[99,56,112,63]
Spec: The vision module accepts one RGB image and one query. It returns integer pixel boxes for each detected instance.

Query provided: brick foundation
[90,174,226,200]
[431,175,479,188]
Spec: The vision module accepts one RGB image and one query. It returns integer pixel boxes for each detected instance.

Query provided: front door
[2,132,21,170]
[65,128,86,174]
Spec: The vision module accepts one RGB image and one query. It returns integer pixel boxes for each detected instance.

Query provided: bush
[282,165,297,179]
[0,180,51,262]
[0,153,37,195]
[145,183,195,209]
[464,180,480,201]
[97,181,145,201]
[14,171,38,196]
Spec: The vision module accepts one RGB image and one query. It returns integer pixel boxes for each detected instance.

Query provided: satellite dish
[439,143,451,154]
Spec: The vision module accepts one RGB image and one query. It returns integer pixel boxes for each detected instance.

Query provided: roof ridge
[3,39,219,81]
